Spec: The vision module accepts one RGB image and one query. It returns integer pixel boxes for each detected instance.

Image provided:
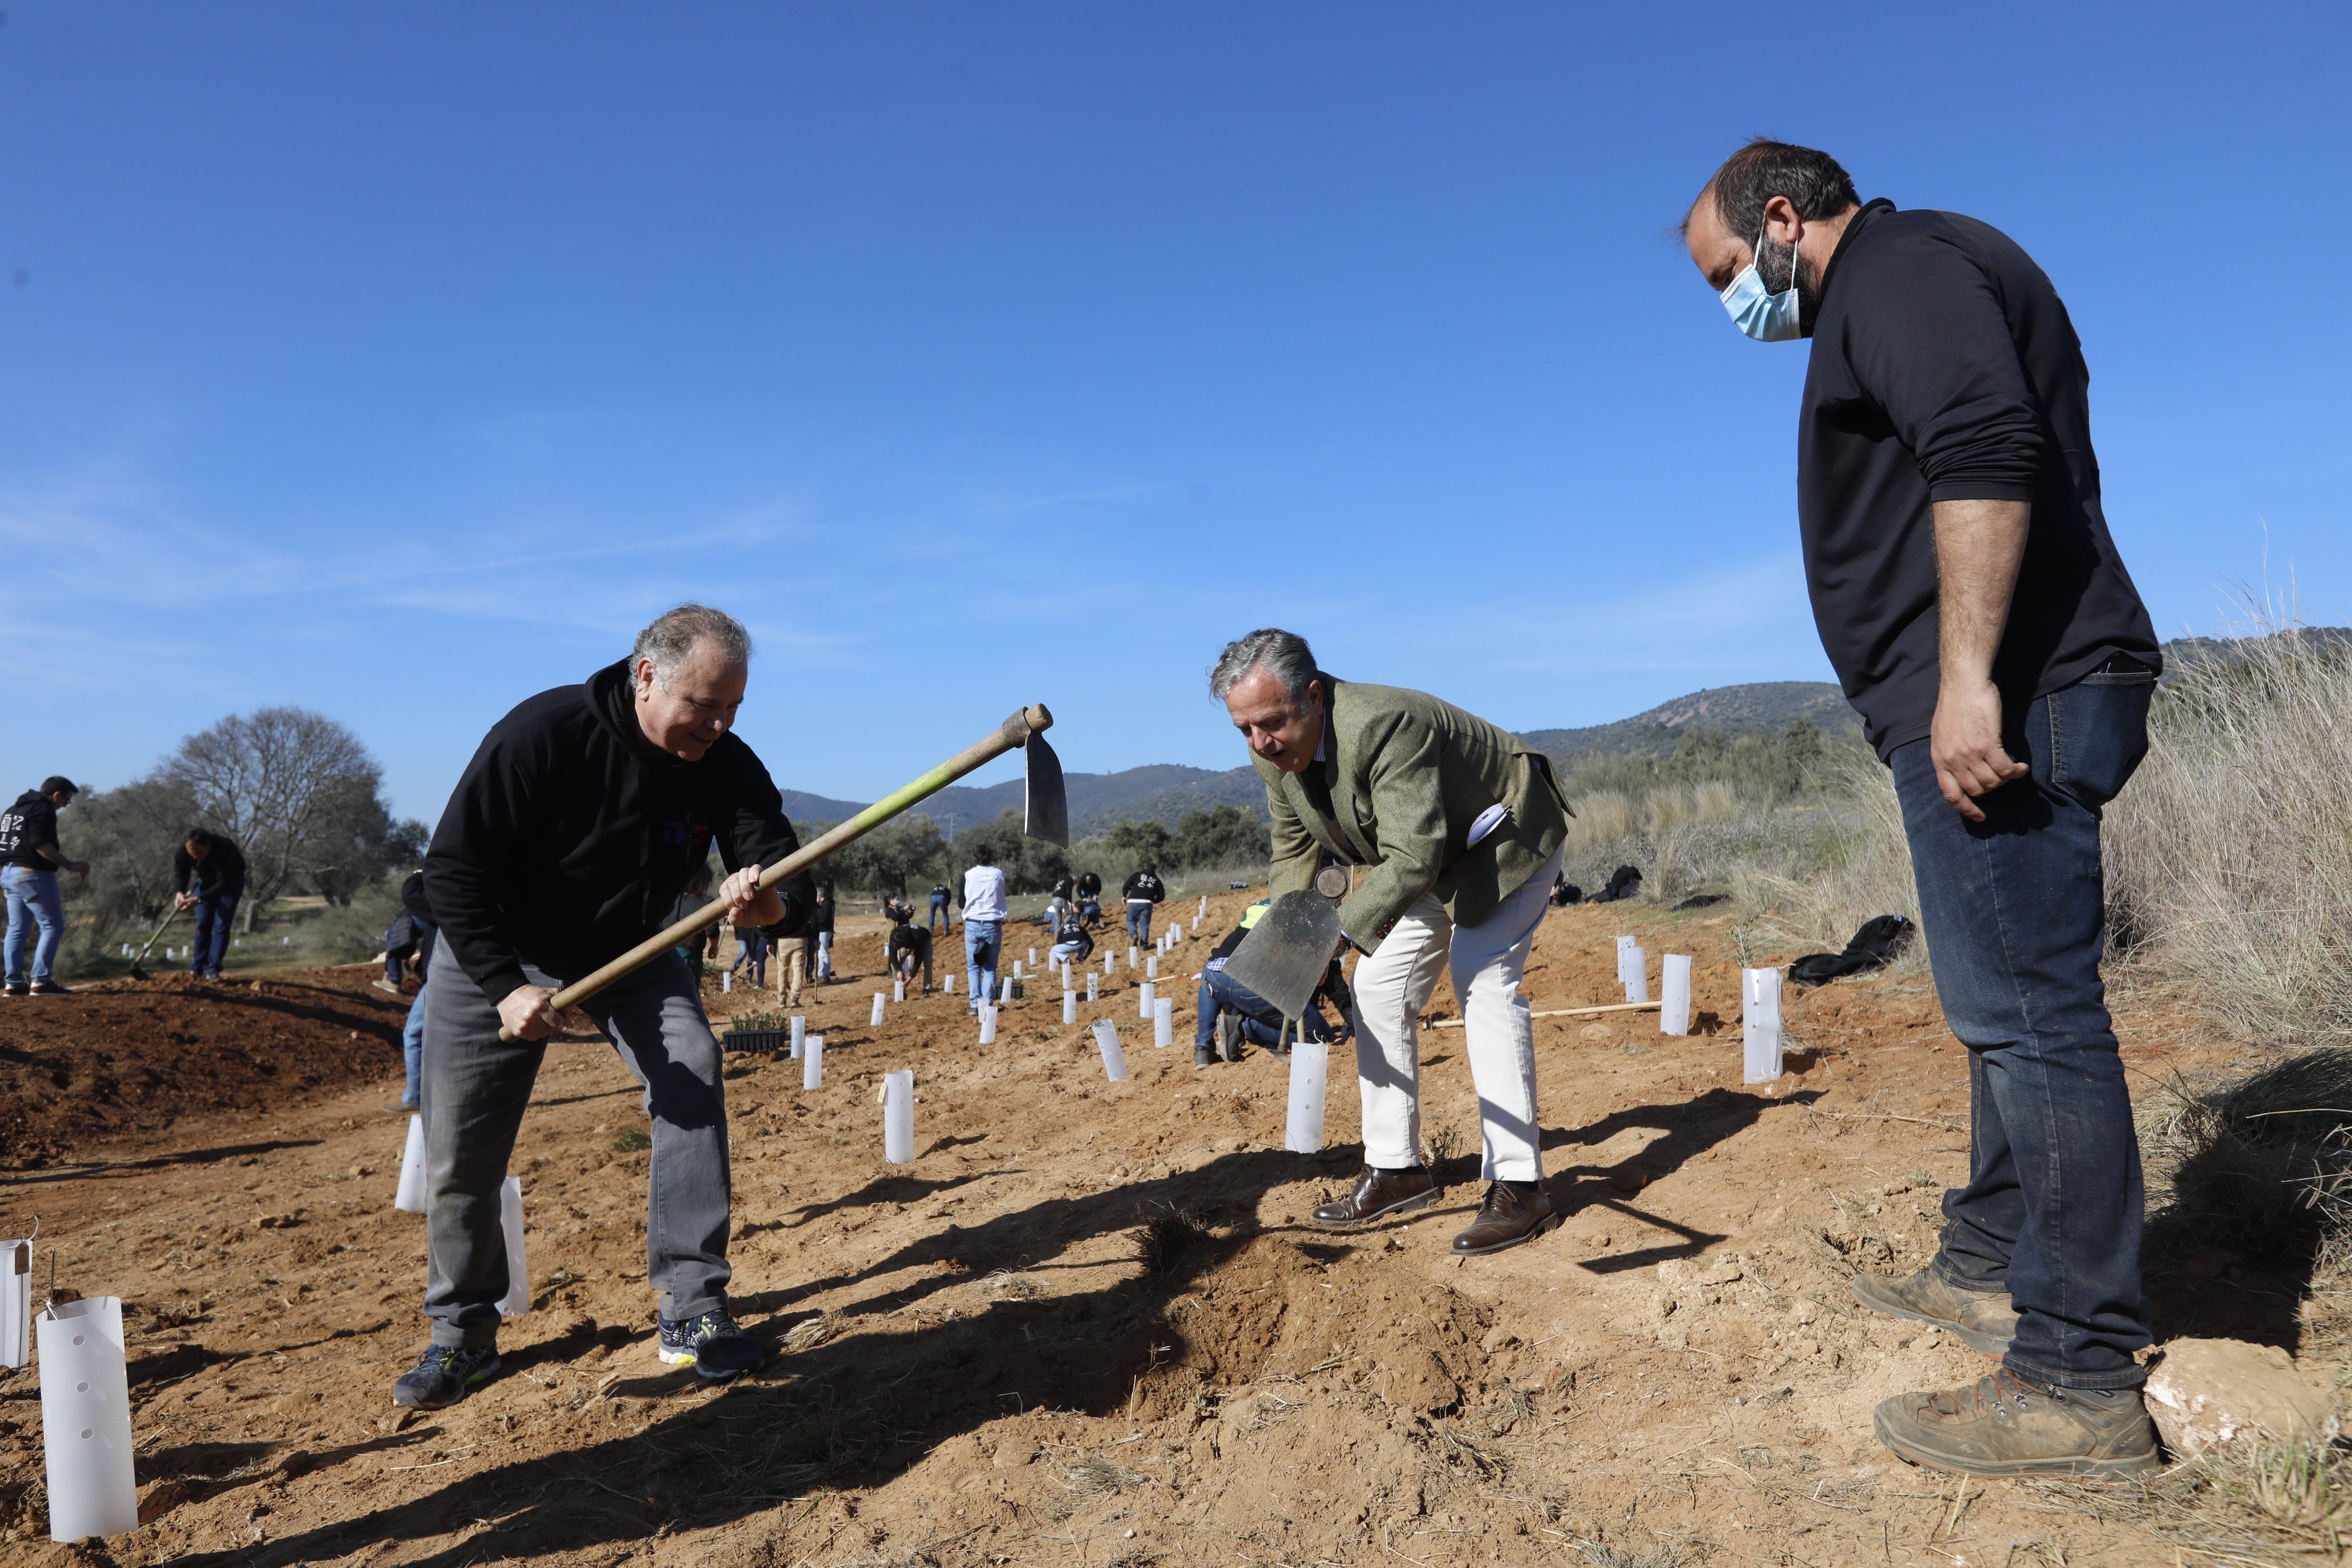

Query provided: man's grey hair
[633,604,753,685]
[1209,628,1319,703]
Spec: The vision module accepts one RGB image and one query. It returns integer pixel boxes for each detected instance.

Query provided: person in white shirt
[961,845,1010,1012]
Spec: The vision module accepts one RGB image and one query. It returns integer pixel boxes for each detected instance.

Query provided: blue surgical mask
[1719,228,1802,342]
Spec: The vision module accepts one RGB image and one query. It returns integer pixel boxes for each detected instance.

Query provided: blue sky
[5,4,2347,821]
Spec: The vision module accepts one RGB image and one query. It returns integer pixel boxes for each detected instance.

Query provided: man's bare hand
[497,984,564,1041]
[1930,677,2030,822]
[174,893,198,912]
[718,864,785,928]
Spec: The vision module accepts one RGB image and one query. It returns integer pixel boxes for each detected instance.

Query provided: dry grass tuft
[1064,1453,1146,1495]
[2148,1047,2352,1253]
[1132,1201,1214,1275]
[2106,625,2352,1046]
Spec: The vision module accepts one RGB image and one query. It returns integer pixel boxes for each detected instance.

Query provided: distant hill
[1517,680,1861,773]
[2159,626,2352,682]
[784,765,1267,837]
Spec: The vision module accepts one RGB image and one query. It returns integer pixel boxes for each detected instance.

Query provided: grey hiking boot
[1874,1367,2162,1478]
[1853,1267,2018,1355]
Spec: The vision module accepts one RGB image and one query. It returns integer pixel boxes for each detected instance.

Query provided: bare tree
[165,708,386,928]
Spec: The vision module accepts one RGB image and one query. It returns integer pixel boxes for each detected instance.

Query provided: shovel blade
[1221,890,1344,1022]
[1023,732,1069,848]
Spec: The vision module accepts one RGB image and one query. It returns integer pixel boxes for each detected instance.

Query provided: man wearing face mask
[1682,141,2163,1479]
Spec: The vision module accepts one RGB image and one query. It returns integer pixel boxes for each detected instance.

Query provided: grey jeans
[420,948,732,1347]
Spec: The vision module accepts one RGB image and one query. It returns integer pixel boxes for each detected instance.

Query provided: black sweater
[172,836,248,900]
[1799,200,2160,758]
[424,659,814,1005]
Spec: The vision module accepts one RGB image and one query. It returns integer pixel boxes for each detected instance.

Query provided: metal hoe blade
[1023,732,1069,847]
[1220,890,1344,1022]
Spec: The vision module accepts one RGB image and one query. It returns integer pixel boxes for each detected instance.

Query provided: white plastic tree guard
[883,1071,914,1164]
[1091,1019,1130,1082]
[497,1177,531,1317]
[394,1114,429,1214]
[1153,997,1173,1047]
[893,979,906,1003]
[1660,954,1693,1035]
[722,970,732,993]
[1139,981,1155,1020]
[1285,1034,1330,1152]
[945,973,956,995]
[870,993,886,1026]
[978,1008,997,1045]
[1128,945,1139,968]
[38,1297,136,1542]
[1062,990,1077,1025]
[1086,972,1099,1002]
[790,1015,806,1056]
[1742,967,1784,1083]
[1146,954,1159,979]
[1,1240,28,1369]
[803,1035,826,1089]
[1027,947,1036,966]
[1615,935,1639,983]
[1624,946,1649,1005]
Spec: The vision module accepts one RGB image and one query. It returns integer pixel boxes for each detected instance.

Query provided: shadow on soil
[165,1084,1817,1566]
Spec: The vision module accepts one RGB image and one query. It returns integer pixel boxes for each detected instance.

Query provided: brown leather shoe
[1311,1166,1438,1229]
[1451,1182,1555,1257]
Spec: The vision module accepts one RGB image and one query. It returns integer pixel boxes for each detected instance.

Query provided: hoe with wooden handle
[496,703,1066,1041]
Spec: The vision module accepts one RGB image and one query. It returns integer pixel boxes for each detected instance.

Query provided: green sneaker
[1874,1368,2162,1478]
[1853,1267,2018,1355]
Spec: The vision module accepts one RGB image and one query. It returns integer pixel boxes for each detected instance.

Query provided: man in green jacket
[1210,628,1572,1256]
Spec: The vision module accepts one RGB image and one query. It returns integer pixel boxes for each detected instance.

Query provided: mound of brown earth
[0,971,410,1168]
[0,894,2326,1565]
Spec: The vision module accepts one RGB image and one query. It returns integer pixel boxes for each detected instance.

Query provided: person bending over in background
[1047,906,1093,969]
[962,845,1008,1010]
[1211,628,1571,1258]
[887,910,933,994]
[407,603,815,1410]
[1193,896,1348,1070]
[1121,863,1165,946]
[2,776,87,997]
[1047,870,1075,931]
[1075,869,1103,928]
[173,827,247,982]
[729,924,768,988]
[928,880,952,934]
[1681,139,2163,1477]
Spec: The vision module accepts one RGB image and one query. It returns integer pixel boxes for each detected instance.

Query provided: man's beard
[1756,234,1824,323]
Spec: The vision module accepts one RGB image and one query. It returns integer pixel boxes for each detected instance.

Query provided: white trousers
[1350,847,1561,1183]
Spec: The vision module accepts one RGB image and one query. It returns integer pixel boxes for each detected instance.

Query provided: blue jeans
[964,919,1002,1008]
[1048,940,1090,966]
[929,895,949,933]
[1890,665,2155,1391]
[401,981,427,1108]
[191,893,239,976]
[1126,901,1153,944]
[1194,965,1337,1053]
[2,866,63,986]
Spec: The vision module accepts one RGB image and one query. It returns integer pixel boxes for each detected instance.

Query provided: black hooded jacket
[424,659,815,1005]
[0,791,62,871]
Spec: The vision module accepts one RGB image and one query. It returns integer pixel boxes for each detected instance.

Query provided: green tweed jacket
[1253,678,1571,952]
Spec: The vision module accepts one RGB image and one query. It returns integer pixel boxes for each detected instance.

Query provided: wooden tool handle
[496,703,1052,1041]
